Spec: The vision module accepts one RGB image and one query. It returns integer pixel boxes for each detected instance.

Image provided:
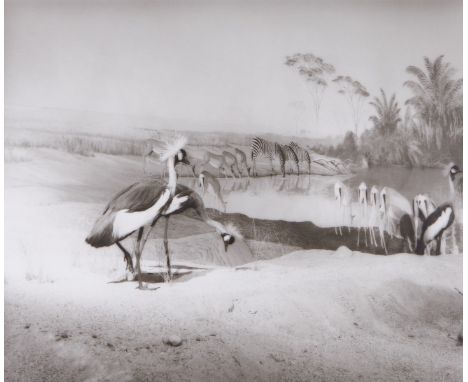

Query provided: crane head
[221,233,235,252]
[174,149,191,166]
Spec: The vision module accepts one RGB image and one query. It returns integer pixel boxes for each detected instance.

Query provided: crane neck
[167,156,177,195]
[193,197,226,234]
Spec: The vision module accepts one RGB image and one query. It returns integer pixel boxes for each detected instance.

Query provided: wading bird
[416,204,455,256]
[334,181,354,235]
[357,182,376,247]
[198,170,227,212]
[448,163,463,201]
[379,187,412,238]
[399,214,415,253]
[447,163,462,254]
[86,136,191,287]
[413,194,437,245]
[370,185,387,253]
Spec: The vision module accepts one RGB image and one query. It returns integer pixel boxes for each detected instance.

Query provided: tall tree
[333,76,369,137]
[403,55,462,150]
[285,53,335,132]
[368,89,401,136]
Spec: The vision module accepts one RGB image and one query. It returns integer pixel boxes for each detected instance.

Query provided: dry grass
[5,129,145,157]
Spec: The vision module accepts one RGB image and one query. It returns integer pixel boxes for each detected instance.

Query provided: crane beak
[181,158,191,166]
[224,241,229,252]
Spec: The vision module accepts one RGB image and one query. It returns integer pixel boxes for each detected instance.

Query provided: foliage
[333,76,370,136]
[403,55,462,152]
[285,53,336,131]
[360,126,423,168]
[368,89,401,136]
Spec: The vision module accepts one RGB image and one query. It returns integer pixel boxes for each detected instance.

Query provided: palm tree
[368,89,401,135]
[403,55,462,150]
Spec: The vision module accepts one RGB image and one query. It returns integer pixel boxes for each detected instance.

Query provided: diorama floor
[4,148,463,381]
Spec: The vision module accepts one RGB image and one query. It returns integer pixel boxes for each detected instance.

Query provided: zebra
[289,142,311,174]
[280,144,299,175]
[250,137,286,177]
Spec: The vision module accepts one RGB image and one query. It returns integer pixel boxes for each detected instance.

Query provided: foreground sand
[5,148,463,381]
[5,250,462,381]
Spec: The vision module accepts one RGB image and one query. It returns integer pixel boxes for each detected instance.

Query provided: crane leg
[163,216,172,282]
[134,227,145,289]
[139,216,161,254]
[116,241,134,274]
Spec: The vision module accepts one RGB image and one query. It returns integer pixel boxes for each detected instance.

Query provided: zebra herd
[145,136,346,180]
[251,136,347,177]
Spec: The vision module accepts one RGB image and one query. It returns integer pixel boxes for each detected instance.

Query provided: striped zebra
[280,144,299,175]
[250,137,285,177]
[289,141,311,174]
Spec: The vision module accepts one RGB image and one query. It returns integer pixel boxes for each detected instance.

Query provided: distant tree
[404,55,462,150]
[333,76,370,137]
[369,89,401,136]
[340,131,358,158]
[288,100,306,135]
[285,53,336,132]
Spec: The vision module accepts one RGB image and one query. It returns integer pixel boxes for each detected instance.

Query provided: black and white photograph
[4,0,464,380]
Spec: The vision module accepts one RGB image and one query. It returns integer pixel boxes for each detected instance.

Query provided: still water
[179,167,451,227]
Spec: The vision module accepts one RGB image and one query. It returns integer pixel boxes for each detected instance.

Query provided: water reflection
[178,168,450,227]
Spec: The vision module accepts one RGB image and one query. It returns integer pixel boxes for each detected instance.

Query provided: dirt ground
[4,148,463,381]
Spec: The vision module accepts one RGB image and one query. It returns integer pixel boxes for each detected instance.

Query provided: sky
[5,0,463,138]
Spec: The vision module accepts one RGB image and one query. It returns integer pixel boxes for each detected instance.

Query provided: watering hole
[179,167,451,227]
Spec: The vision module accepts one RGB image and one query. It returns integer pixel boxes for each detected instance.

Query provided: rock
[335,246,353,258]
[163,335,182,347]
[56,332,70,341]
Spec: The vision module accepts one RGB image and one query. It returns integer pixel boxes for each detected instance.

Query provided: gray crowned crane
[143,138,196,178]
[86,136,238,288]
[86,136,191,286]
[134,182,237,284]
[86,137,237,287]
[415,204,455,255]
